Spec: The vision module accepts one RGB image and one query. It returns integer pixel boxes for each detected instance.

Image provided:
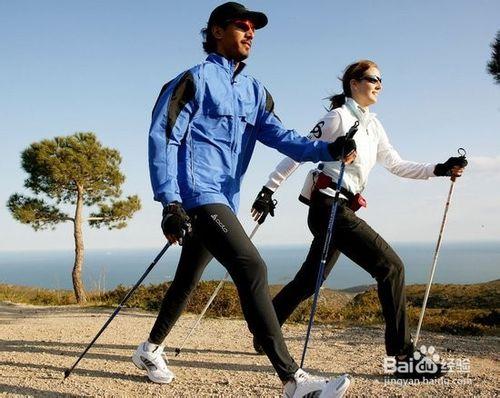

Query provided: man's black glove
[161,202,191,245]
[251,186,277,224]
[434,156,468,177]
[327,135,357,161]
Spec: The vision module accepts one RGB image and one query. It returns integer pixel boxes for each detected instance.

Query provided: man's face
[213,20,255,62]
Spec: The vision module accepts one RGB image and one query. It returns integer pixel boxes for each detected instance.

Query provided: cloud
[468,156,500,174]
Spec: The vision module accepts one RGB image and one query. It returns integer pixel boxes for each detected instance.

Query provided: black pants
[149,203,298,381]
[272,191,413,356]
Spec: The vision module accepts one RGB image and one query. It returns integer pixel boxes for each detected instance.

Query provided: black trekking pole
[63,242,171,379]
[300,121,358,368]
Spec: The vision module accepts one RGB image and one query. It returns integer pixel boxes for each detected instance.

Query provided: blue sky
[1,0,499,251]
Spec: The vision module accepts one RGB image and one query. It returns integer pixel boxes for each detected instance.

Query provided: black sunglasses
[361,75,382,84]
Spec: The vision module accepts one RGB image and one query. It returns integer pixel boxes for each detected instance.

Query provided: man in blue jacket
[133,3,352,397]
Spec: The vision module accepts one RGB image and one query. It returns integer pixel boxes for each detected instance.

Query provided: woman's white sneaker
[132,341,175,384]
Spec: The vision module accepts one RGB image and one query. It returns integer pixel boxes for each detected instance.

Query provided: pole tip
[63,369,71,379]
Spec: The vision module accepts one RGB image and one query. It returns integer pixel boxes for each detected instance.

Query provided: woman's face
[350,66,382,107]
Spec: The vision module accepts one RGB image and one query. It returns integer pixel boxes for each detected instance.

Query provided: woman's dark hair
[328,60,378,110]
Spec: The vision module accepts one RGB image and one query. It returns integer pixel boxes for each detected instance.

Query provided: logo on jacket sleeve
[308,121,324,139]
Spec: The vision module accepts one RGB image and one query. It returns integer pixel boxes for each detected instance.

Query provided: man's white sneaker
[319,374,351,398]
[283,369,351,398]
[132,341,175,384]
[283,369,326,398]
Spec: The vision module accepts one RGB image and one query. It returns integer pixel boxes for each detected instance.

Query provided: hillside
[0,280,498,336]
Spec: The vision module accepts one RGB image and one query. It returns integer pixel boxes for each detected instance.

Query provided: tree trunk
[72,185,87,304]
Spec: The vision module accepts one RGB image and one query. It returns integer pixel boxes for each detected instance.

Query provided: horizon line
[1,239,500,253]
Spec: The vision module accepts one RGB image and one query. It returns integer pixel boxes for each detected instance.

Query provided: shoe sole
[319,374,351,398]
[132,352,175,384]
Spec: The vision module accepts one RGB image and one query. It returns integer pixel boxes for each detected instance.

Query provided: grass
[1,280,498,336]
[0,284,76,305]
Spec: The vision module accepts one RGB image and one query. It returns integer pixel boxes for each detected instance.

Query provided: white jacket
[265,98,436,201]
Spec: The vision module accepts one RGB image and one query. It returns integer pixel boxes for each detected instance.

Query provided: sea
[0,242,498,292]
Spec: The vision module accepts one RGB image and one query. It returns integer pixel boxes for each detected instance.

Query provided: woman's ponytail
[328,93,346,110]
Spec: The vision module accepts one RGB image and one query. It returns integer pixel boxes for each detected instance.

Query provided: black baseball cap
[208,2,268,29]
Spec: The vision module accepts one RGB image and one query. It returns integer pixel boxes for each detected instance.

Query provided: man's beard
[231,49,249,63]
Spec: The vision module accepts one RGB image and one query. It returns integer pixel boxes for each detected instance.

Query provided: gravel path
[0,302,498,397]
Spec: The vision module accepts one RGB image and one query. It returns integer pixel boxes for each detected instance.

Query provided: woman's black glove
[161,202,191,245]
[251,186,277,224]
[327,135,357,161]
[434,156,468,177]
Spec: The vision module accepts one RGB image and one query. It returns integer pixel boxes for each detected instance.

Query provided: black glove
[161,202,191,245]
[251,186,277,224]
[327,135,357,161]
[434,156,468,177]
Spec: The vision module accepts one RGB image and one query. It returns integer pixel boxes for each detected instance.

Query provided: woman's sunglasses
[361,75,382,84]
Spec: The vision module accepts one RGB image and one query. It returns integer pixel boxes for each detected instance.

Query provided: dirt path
[0,302,498,397]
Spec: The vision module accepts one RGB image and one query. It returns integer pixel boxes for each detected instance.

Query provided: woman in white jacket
[251,60,466,380]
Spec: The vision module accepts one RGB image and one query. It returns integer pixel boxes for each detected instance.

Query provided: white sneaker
[132,341,175,384]
[283,369,351,398]
[319,374,351,398]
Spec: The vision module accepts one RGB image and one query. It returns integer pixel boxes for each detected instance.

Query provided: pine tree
[7,132,141,304]
[487,31,500,85]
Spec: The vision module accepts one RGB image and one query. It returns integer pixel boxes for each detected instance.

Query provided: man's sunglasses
[361,75,382,84]
[230,19,255,33]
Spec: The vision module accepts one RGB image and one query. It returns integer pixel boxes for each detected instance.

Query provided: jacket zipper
[230,62,238,154]
[188,126,196,189]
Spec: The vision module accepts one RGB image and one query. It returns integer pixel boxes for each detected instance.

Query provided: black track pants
[272,191,413,356]
[149,203,299,381]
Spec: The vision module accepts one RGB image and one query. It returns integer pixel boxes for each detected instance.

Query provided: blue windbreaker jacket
[149,53,333,212]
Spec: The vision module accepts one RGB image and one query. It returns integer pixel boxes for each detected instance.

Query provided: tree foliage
[9,132,140,230]
[487,30,500,85]
[20,132,124,205]
[7,194,69,230]
[89,195,141,229]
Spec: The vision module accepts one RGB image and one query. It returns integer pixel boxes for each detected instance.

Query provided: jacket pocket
[233,111,257,153]
[200,103,234,146]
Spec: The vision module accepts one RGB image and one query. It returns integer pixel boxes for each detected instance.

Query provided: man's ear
[212,25,225,40]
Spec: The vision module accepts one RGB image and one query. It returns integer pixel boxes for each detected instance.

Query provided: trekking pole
[63,242,171,379]
[174,223,260,356]
[300,122,359,368]
[414,148,467,345]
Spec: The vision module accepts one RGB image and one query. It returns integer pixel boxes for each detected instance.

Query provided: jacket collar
[206,53,247,77]
[345,97,376,126]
